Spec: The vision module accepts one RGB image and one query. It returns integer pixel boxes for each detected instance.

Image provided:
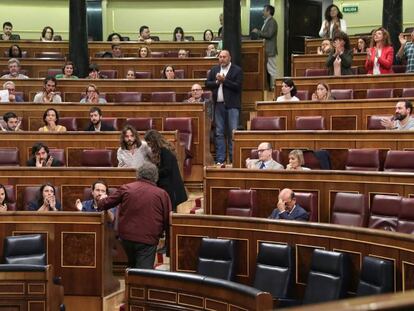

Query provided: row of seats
[304,65,407,77]
[197,238,394,306]
[291,87,414,100]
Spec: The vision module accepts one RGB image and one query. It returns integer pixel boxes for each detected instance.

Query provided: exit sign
[343,5,358,13]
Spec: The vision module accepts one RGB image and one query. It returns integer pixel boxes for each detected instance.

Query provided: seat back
[296,90,309,100]
[47,68,63,77]
[125,118,153,131]
[174,69,185,79]
[368,194,401,231]
[135,71,152,79]
[295,192,318,222]
[331,89,354,100]
[384,150,414,172]
[366,88,394,99]
[115,92,142,102]
[81,149,113,167]
[392,65,406,73]
[100,69,118,79]
[23,186,61,211]
[250,149,281,163]
[367,115,392,130]
[295,116,325,130]
[303,249,350,304]
[102,117,118,130]
[356,256,394,296]
[251,117,284,130]
[4,185,16,211]
[402,88,414,97]
[59,117,78,131]
[151,91,176,102]
[226,189,257,217]
[0,148,19,166]
[150,51,164,57]
[397,198,414,234]
[3,234,46,265]
[345,149,380,171]
[196,238,236,281]
[253,243,295,298]
[331,192,369,227]
[305,68,328,76]
[48,149,65,166]
[35,52,64,59]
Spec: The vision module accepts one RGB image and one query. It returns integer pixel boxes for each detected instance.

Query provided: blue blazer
[268,204,309,221]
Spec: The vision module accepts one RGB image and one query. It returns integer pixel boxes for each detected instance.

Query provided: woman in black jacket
[326,31,353,76]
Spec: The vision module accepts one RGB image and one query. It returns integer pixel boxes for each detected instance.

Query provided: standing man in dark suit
[84,107,116,131]
[251,4,278,90]
[205,50,243,165]
[268,188,309,221]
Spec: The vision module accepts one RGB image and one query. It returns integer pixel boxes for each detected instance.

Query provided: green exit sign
[343,5,358,13]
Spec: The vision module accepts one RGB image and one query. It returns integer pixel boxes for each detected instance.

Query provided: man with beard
[1,112,22,131]
[381,100,414,130]
[33,76,62,103]
[117,125,151,168]
[26,142,63,167]
[84,107,116,131]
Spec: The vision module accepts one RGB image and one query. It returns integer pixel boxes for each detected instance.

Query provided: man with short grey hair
[1,58,28,79]
[98,161,171,269]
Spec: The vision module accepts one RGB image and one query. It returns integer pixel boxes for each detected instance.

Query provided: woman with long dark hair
[0,184,10,212]
[319,4,347,38]
[27,183,61,212]
[326,31,353,76]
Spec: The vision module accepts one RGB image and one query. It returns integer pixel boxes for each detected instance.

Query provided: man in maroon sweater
[98,161,171,269]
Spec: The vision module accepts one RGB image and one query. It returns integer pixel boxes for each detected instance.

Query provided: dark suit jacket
[84,122,116,131]
[205,63,243,109]
[0,34,20,40]
[326,49,353,75]
[268,204,309,221]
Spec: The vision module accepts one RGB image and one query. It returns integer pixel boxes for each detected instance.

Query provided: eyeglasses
[257,148,270,153]
[191,89,202,92]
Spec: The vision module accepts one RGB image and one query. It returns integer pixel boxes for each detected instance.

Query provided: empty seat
[345,149,380,171]
[49,149,65,166]
[164,117,192,175]
[356,256,394,297]
[35,52,64,59]
[125,118,153,131]
[392,65,406,74]
[81,149,113,167]
[100,70,118,79]
[150,51,164,57]
[368,194,401,231]
[302,249,350,305]
[226,189,257,217]
[151,92,176,102]
[295,192,318,222]
[47,68,63,77]
[59,117,78,131]
[196,238,236,281]
[367,115,392,130]
[295,116,325,130]
[250,149,281,163]
[3,234,46,265]
[397,198,414,234]
[135,71,151,79]
[174,69,185,79]
[102,118,118,131]
[296,90,309,100]
[331,89,354,100]
[305,68,329,76]
[366,88,394,99]
[0,147,19,166]
[402,88,414,97]
[331,192,368,227]
[253,243,295,299]
[115,92,142,102]
[384,150,414,172]
[251,117,284,130]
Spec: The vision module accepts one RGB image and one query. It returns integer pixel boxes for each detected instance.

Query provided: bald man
[246,142,283,169]
[268,188,309,221]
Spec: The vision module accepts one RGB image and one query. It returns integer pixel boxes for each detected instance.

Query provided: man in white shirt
[117,125,151,168]
[33,76,62,103]
[381,100,414,130]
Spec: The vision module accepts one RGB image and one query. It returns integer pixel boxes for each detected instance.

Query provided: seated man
[84,106,116,131]
[205,44,218,58]
[1,58,28,79]
[178,49,188,58]
[184,83,213,120]
[1,22,20,41]
[103,44,123,58]
[27,142,62,167]
[88,63,107,79]
[381,100,414,130]
[75,180,115,222]
[246,142,284,169]
[138,25,152,44]
[268,188,309,221]
[33,76,62,103]
[1,111,22,131]
[1,81,23,102]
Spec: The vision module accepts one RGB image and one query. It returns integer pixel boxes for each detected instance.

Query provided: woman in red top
[365,27,394,75]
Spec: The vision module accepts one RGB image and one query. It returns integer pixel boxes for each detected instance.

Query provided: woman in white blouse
[276,78,300,102]
[319,4,347,38]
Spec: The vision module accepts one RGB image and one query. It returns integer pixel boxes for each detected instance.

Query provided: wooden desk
[274,73,414,99]
[203,168,414,222]
[0,212,118,311]
[291,53,367,76]
[252,98,398,130]
[232,130,414,170]
[171,214,414,296]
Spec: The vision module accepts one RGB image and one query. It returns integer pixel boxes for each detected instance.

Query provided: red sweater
[98,179,171,245]
[365,46,394,74]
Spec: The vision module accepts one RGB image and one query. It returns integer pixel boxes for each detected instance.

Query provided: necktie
[259,162,266,169]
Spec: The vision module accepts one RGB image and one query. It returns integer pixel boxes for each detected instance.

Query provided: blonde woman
[286,149,311,170]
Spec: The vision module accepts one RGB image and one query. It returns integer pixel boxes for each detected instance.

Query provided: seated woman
[28,183,61,212]
[326,31,353,76]
[55,61,78,79]
[41,26,54,42]
[38,108,67,132]
[0,184,11,212]
[173,26,188,41]
[276,78,300,102]
[354,36,369,53]
[7,44,22,58]
[107,32,123,42]
[80,84,107,104]
[161,65,175,79]
[138,46,151,58]
[126,69,136,79]
[317,39,333,55]
[311,82,334,101]
[203,29,214,41]
[286,149,311,171]
[365,27,394,75]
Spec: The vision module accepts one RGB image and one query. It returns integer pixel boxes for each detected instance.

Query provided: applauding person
[27,183,61,212]
[326,31,353,76]
[26,143,62,167]
[365,27,394,75]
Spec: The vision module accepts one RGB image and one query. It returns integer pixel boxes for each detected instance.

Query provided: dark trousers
[121,239,157,269]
